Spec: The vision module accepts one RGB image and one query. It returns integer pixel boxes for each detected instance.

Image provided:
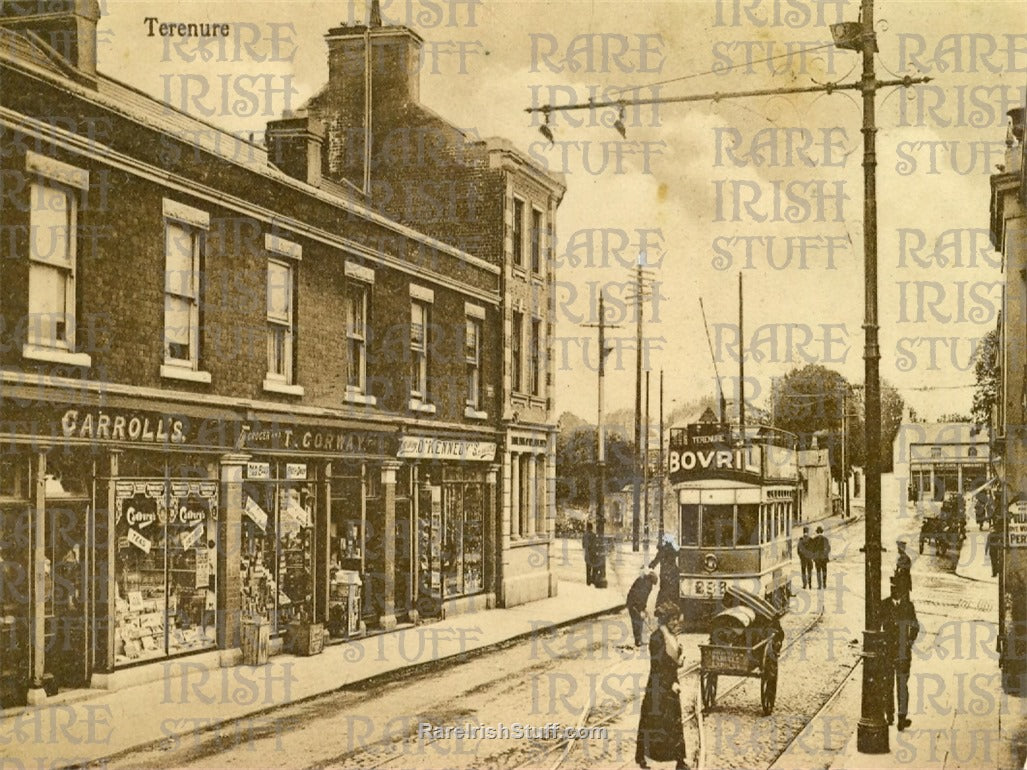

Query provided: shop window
[930,446,942,459]
[266,260,294,385]
[465,316,482,410]
[439,479,484,598]
[511,312,523,393]
[512,197,525,267]
[530,319,542,397]
[531,207,542,273]
[162,200,209,380]
[113,477,218,667]
[680,504,699,546]
[241,467,316,635]
[701,505,734,548]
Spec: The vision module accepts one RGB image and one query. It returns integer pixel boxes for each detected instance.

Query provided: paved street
[90,491,1012,770]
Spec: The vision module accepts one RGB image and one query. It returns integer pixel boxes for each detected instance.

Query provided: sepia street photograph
[0,0,1025,767]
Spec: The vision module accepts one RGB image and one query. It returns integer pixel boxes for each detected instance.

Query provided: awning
[965,477,998,497]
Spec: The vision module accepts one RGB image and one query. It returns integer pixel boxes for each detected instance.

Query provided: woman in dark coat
[649,535,680,610]
[635,602,688,770]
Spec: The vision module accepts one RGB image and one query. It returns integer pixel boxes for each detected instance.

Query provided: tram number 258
[688,579,727,597]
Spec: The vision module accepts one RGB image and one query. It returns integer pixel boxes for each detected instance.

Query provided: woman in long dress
[635,601,688,770]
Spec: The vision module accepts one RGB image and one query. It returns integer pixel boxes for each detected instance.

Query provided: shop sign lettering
[126,505,157,528]
[398,436,497,461]
[247,462,271,479]
[61,409,186,444]
[1008,501,1027,547]
[244,425,388,454]
[127,528,151,553]
[176,506,205,526]
[180,524,204,550]
[285,463,307,480]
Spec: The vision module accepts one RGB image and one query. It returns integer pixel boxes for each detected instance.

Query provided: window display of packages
[113,479,218,667]
[242,471,315,634]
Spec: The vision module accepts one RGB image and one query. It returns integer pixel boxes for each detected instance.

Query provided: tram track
[526,601,829,770]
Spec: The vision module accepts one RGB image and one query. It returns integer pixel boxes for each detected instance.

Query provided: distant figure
[797,526,814,589]
[986,525,1002,578]
[649,535,680,610]
[635,602,689,770]
[626,572,658,647]
[811,526,831,589]
[583,523,598,586]
[894,540,912,593]
[881,574,920,731]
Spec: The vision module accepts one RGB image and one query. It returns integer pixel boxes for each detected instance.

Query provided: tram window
[701,505,734,547]
[736,505,759,545]
[680,504,699,546]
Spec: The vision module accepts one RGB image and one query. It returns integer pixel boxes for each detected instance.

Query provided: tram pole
[586,293,618,589]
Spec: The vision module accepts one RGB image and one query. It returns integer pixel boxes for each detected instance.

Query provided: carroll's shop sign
[62,409,187,444]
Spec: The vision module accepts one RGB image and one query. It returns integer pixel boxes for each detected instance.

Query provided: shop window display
[113,479,218,667]
[241,469,315,634]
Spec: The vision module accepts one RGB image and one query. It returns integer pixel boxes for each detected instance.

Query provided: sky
[95,0,1026,423]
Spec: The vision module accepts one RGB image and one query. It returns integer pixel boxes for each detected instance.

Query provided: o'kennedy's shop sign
[398,436,497,461]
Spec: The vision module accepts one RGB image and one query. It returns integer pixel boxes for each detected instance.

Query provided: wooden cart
[698,586,783,716]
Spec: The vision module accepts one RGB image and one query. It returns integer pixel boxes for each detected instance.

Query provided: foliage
[769,365,905,477]
[555,420,635,509]
[937,413,973,424]
[971,328,1000,427]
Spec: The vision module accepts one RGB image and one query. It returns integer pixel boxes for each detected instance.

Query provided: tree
[971,328,999,427]
[555,419,634,510]
[770,365,854,479]
[938,413,972,423]
[879,380,905,474]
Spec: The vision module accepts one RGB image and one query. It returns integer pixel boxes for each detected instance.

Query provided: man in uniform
[881,574,920,731]
[797,526,814,589]
[894,539,912,593]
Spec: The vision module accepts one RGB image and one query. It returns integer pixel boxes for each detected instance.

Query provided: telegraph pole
[526,1,926,752]
[659,369,665,544]
[584,293,618,589]
[632,260,645,551]
[644,370,651,562]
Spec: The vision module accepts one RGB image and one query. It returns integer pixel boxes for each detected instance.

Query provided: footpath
[1,565,644,768]
[774,519,1027,770]
[1,504,857,769]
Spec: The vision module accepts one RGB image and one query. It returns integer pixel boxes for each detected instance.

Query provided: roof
[897,422,989,447]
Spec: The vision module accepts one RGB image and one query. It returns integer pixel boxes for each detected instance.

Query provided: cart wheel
[700,672,717,710]
[761,650,778,715]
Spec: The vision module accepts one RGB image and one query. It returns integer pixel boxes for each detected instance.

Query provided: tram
[667,418,800,631]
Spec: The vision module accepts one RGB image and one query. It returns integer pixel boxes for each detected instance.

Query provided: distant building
[892,422,990,505]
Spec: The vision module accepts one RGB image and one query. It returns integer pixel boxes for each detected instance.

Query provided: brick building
[291,12,567,607]
[0,0,551,706]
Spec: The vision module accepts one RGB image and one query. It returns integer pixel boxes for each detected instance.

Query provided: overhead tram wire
[698,297,728,421]
[607,42,837,96]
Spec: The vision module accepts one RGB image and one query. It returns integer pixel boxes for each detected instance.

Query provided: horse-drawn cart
[919,493,966,556]
[698,586,784,716]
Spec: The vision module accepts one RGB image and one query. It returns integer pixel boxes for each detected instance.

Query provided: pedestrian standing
[811,526,831,589]
[626,572,658,647]
[986,524,1002,578]
[894,539,912,593]
[636,602,689,770]
[797,526,814,589]
[583,523,597,586]
[881,574,920,731]
[649,535,680,610]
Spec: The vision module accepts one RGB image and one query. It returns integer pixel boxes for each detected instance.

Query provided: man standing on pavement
[797,526,814,589]
[811,526,831,589]
[986,522,1002,578]
[894,539,912,593]
[583,523,597,586]
[881,574,920,731]
[626,571,658,647]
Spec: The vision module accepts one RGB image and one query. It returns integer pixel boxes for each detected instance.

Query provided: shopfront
[0,390,239,705]
[398,435,498,619]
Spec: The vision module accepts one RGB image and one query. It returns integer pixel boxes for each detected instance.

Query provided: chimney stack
[266,115,326,187]
[1,0,100,81]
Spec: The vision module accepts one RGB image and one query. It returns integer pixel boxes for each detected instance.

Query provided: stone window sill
[160,364,211,384]
[262,378,304,397]
[22,344,91,368]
